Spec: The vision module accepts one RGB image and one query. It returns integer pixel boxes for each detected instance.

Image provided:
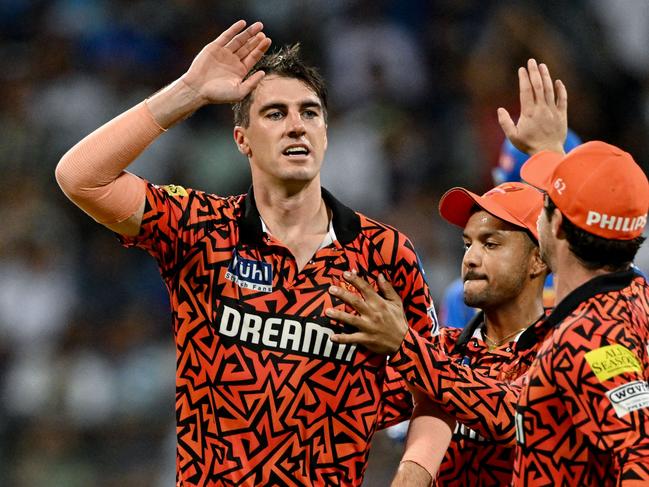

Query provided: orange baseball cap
[521,141,649,240]
[438,182,543,240]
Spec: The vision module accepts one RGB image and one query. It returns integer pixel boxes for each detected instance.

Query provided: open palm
[181,20,272,104]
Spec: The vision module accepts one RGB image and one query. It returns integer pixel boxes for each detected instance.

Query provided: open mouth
[282,146,310,157]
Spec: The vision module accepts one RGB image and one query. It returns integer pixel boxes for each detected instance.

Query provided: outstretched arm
[497,58,567,156]
[55,20,271,236]
[328,272,525,445]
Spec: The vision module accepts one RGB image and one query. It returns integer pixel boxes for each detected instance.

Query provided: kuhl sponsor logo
[225,250,273,292]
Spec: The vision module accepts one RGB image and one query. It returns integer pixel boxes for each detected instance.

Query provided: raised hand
[497,58,567,156]
[326,271,408,354]
[180,20,272,104]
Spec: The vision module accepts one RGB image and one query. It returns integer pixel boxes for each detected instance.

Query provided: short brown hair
[232,44,328,127]
[544,196,644,271]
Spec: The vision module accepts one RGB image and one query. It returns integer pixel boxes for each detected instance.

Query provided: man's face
[461,210,535,309]
[234,75,327,185]
[537,195,556,272]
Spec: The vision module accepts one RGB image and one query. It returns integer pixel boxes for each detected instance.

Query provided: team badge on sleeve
[160,184,188,197]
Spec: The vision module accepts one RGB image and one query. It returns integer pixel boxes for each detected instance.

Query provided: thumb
[239,70,265,98]
[497,107,517,141]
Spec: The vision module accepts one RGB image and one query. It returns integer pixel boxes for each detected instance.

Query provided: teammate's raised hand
[326,272,408,355]
[180,20,272,104]
[497,59,567,156]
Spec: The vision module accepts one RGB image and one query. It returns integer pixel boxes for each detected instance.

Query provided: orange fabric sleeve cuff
[55,101,165,224]
[400,392,454,482]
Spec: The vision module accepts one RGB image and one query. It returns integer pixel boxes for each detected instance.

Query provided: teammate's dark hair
[232,44,328,127]
[543,197,644,271]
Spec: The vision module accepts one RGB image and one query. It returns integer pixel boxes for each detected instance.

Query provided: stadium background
[1,0,648,485]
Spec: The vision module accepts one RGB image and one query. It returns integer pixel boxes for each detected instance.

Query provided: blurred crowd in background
[2,0,649,485]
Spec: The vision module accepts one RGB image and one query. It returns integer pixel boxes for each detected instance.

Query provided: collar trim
[239,186,360,245]
[542,269,635,331]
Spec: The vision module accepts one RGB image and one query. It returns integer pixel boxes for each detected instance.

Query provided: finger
[225,21,264,52]
[330,331,367,345]
[343,271,378,301]
[239,70,266,97]
[377,274,401,302]
[235,32,266,60]
[213,20,247,47]
[539,63,555,106]
[527,58,544,105]
[497,107,517,140]
[555,79,567,114]
[518,66,534,112]
[325,308,366,328]
[241,36,272,71]
[329,285,370,314]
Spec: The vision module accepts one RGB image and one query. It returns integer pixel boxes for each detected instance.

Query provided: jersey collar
[455,309,550,352]
[239,186,361,245]
[541,268,637,331]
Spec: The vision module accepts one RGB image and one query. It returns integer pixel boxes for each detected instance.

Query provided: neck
[483,284,545,344]
[552,251,612,305]
[252,177,328,237]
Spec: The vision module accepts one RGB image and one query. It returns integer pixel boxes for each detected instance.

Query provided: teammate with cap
[440,128,582,329]
[429,181,552,485]
[327,58,649,485]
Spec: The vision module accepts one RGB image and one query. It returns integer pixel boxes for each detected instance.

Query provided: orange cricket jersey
[513,270,649,486]
[391,311,551,486]
[433,312,549,486]
[120,183,436,486]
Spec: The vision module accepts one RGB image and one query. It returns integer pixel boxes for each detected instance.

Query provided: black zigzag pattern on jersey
[515,274,649,485]
[121,185,435,486]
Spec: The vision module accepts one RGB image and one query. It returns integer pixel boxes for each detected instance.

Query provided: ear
[323,125,328,152]
[552,209,565,240]
[233,126,251,156]
[529,246,548,279]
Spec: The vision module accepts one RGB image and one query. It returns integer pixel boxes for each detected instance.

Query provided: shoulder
[146,183,245,220]
[355,212,418,263]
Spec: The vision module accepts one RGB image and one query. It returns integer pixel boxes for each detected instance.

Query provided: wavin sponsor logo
[225,250,273,292]
[606,380,649,418]
[217,304,358,362]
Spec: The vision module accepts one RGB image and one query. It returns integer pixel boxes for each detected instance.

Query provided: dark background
[1,1,648,485]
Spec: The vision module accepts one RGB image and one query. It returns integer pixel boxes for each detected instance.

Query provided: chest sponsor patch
[605,380,649,418]
[225,250,273,293]
[584,344,642,382]
[216,303,358,362]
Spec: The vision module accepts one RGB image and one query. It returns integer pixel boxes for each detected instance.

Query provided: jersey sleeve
[118,182,222,279]
[552,325,649,484]
[389,327,525,446]
[375,234,438,427]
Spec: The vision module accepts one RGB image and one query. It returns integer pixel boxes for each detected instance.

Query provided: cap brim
[438,188,480,228]
[438,187,530,232]
[520,150,564,191]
